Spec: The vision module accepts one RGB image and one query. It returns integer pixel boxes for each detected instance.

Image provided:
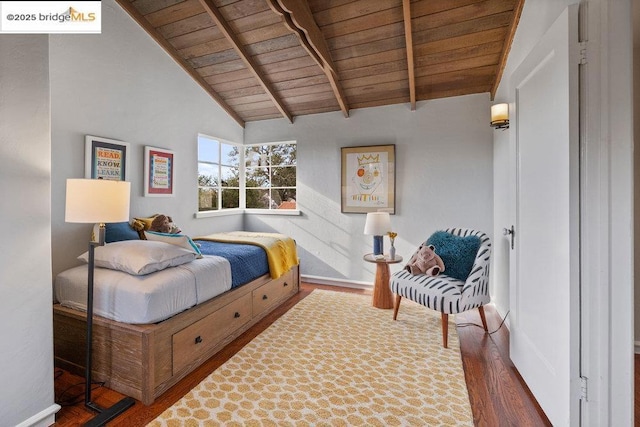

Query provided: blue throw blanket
[194,240,269,288]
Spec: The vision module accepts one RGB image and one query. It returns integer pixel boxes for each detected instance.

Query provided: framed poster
[85,135,130,181]
[144,146,175,197]
[341,144,395,214]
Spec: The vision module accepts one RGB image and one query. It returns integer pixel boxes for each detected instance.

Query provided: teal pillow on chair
[426,231,481,281]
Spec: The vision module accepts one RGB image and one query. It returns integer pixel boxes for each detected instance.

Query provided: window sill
[195,209,301,218]
[245,209,301,216]
[195,209,243,219]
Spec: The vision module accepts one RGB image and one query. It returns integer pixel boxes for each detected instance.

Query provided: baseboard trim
[15,403,61,427]
[635,341,640,354]
[491,303,511,331]
[301,274,372,291]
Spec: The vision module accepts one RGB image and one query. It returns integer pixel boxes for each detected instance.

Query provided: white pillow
[144,231,203,258]
[78,240,196,275]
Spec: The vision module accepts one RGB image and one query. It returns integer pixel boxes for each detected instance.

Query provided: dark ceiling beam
[114,0,245,128]
[198,0,293,123]
[402,0,416,111]
[273,0,335,73]
[491,0,525,100]
[325,72,349,118]
[268,0,349,118]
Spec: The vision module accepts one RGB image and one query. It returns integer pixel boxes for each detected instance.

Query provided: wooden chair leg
[478,305,488,332]
[393,295,402,320]
[441,312,448,348]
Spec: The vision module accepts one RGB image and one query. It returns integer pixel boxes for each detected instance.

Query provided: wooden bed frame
[53,264,300,405]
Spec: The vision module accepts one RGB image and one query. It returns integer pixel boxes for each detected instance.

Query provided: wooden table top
[363,253,403,264]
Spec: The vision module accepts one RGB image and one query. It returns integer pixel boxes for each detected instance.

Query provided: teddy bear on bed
[405,244,445,276]
[149,214,181,234]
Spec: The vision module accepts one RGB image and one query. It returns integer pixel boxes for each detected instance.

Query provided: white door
[509,5,580,426]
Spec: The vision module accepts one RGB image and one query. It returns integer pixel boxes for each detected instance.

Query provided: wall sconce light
[490,103,509,130]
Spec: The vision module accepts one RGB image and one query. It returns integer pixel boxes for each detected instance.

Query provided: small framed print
[85,135,130,181]
[144,146,175,197]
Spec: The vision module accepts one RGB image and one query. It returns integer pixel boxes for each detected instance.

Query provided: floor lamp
[65,178,135,426]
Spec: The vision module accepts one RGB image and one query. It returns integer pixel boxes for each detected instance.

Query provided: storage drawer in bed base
[53,264,300,405]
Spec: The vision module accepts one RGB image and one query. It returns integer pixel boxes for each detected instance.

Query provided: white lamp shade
[491,103,509,123]
[363,212,391,235]
[65,179,131,223]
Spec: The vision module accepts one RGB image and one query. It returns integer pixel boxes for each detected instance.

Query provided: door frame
[579,0,634,425]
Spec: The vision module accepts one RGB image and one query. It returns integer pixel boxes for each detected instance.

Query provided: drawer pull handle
[195,336,203,344]
[234,312,240,318]
[283,282,288,287]
[262,295,268,300]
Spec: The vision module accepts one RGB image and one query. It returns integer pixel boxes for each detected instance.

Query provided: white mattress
[54,255,232,324]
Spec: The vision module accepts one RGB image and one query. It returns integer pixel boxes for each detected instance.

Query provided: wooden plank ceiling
[116,0,523,127]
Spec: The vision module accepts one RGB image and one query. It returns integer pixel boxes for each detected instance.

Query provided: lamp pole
[83,229,135,427]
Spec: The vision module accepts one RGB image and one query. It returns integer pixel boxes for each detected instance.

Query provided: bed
[53,229,300,405]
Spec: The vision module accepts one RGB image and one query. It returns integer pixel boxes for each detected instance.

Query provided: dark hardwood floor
[54,283,552,426]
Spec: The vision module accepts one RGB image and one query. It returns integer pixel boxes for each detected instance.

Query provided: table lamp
[65,178,134,426]
[364,212,391,256]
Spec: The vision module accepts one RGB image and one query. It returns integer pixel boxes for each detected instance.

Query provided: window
[245,142,296,210]
[197,135,241,211]
[198,136,296,213]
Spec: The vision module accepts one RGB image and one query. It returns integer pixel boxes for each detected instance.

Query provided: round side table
[363,253,403,309]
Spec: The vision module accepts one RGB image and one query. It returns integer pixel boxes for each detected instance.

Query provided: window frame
[244,141,297,213]
[197,134,242,215]
[196,136,298,218]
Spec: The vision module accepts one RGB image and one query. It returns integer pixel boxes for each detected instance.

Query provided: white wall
[633,0,640,350]
[491,127,510,315]
[0,36,60,426]
[601,0,635,424]
[49,0,244,277]
[244,95,494,285]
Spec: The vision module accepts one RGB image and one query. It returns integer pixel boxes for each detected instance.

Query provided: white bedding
[54,255,232,324]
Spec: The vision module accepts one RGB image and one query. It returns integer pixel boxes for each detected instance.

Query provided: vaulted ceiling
[115,0,524,127]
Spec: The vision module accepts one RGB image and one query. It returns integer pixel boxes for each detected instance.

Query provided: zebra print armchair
[390,228,491,348]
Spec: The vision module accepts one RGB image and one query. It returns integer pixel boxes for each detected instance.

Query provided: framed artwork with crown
[341,144,395,214]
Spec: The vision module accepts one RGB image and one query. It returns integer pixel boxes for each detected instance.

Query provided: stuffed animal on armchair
[404,244,445,276]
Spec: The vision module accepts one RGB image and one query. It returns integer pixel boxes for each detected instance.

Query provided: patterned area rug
[148,289,473,426]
